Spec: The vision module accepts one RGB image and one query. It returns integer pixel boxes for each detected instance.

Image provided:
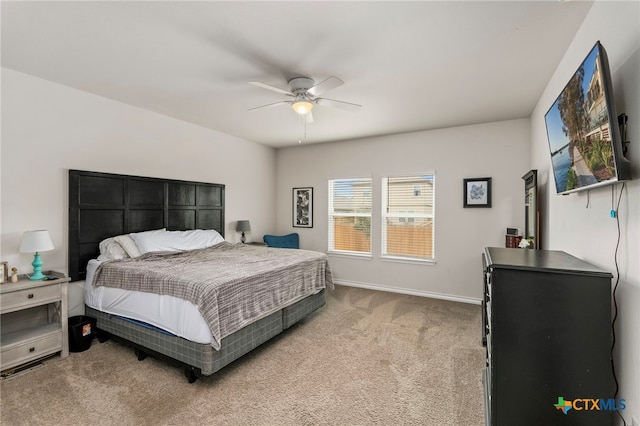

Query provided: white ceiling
[1,1,593,148]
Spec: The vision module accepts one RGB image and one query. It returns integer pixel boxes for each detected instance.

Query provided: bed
[68,170,332,382]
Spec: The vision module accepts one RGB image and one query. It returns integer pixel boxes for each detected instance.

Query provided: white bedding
[85,259,213,344]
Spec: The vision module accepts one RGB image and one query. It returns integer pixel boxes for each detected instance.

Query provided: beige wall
[276,119,530,302]
[530,2,639,422]
[1,68,277,296]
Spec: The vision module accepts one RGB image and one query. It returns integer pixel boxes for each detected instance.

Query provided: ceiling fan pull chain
[297,113,308,144]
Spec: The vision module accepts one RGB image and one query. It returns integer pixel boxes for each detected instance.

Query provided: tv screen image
[545,41,631,195]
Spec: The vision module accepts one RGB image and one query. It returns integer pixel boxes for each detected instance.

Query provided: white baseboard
[332,279,482,305]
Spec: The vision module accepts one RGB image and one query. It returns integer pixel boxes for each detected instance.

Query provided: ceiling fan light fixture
[292,99,314,115]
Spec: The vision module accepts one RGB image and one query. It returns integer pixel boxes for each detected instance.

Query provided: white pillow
[116,228,166,258]
[97,237,128,261]
[130,229,224,254]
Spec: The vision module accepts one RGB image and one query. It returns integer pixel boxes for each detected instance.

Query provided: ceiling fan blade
[316,97,361,112]
[307,76,344,97]
[248,100,291,112]
[249,81,292,96]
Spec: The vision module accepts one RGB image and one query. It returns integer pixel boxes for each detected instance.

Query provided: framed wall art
[293,187,313,228]
[463,177,492,208]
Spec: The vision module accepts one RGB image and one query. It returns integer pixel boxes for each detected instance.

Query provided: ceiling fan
[248,76,361,123]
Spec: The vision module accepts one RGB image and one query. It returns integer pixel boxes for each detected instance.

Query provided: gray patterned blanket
[92,242,333,349]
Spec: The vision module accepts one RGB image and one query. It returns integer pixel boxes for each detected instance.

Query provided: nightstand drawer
[1,284,61,313]
[0,330,62,371]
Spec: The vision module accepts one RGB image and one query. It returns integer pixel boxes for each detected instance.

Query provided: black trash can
[68,315,96,352]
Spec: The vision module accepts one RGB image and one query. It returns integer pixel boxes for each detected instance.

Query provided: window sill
[380,256,436,266]
[327,251,372,260]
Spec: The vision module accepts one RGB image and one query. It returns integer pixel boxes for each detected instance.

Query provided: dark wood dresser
[482,247,614,426]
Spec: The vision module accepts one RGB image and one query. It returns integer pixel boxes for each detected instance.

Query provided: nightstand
[0,272,70,372]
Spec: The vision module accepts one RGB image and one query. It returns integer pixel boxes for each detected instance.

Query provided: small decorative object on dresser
[463,177,492,208]
[505,235,522,249]
[10,268,18,283]
[506,227,519,236]
[293,187,313,228]
[0,262,8,284]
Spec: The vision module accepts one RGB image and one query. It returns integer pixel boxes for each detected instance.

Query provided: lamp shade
[236,220,251,232]
[20,230,55,253]
[292,100,314,115]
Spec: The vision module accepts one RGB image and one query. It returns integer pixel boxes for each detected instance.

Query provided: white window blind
[328,178,372,255]
[382,175,435,260]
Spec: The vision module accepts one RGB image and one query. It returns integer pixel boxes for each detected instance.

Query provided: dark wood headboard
[68,170,225,281]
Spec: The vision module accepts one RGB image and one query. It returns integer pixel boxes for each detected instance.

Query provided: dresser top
[484,247,612,278]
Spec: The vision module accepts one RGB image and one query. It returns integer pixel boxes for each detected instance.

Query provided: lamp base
[30,252,46,281]
[241,232,246,244]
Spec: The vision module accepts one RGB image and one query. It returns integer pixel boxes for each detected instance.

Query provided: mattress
[85,259,213,344]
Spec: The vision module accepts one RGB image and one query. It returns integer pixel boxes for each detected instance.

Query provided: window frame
[327,177,373,257]
[381,173,435,263]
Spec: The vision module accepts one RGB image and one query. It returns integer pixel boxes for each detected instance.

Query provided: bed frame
[68,170,326,382]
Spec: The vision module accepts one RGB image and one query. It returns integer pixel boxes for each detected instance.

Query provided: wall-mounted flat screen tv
[545,41,631,195]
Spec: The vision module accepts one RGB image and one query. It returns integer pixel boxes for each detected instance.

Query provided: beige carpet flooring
[0,285,486,425]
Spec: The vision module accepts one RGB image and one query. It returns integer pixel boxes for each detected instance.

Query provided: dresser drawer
[0,330,62,371]
[0,284,61,313]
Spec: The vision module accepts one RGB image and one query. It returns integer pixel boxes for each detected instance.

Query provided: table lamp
[236,220,251,244]
[19,230,55,281]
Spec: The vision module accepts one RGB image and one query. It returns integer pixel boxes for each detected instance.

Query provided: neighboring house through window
[382,174,435,261]
[328,178,372,255]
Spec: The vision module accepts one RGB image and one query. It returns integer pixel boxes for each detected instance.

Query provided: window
[328,178,372,255]
[382,174,435,261]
